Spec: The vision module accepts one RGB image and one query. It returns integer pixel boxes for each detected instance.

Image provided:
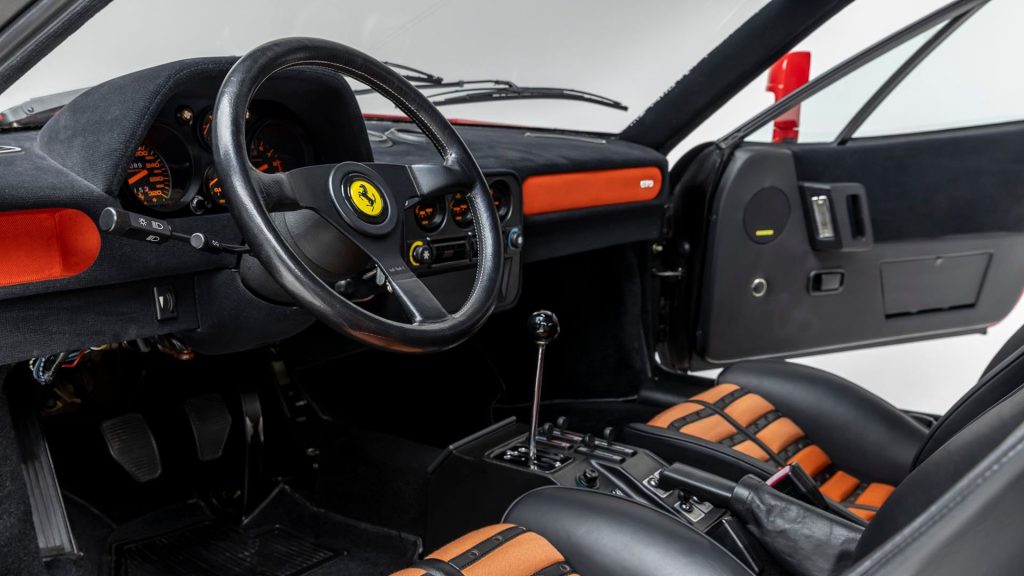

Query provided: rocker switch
[153,285,177,321]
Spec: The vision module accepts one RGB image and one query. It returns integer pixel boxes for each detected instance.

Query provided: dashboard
[0,56,667,364]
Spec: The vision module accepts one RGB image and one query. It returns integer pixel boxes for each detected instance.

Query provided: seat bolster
[720,361,927,484]
[504,486,754,576]
[624,423,774,481]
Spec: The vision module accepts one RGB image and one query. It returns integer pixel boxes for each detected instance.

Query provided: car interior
[2,0,1024,575]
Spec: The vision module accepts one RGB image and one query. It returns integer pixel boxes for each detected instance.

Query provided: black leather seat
[396,380,1024,575]
[624,329,1024,521]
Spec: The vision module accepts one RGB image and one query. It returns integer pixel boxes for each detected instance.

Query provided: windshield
[0,0,768,133]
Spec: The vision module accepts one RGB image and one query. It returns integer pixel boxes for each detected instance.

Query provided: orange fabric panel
[733,439,771,462]
[856,483,896,509]
[647,383,738,428]
[723,393,775,427]
[680,414,737,443]
[522,166,662,215]
[390,570,426,576]
[462,532,565,576]
[849,507,877,521]
[756,418,805,453]
[0,208,100,287]
[428,524,512,561]
[647,402,703,428]
[819,471,861,502]
[787,444,831,478]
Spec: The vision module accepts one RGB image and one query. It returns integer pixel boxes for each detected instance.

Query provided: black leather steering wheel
[212,38,502,353]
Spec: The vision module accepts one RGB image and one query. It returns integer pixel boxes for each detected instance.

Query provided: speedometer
[126,145,174,208]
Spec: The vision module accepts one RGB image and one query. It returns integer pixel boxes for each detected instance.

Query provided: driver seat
[624,328,1024,521]
[395,377,1024,575]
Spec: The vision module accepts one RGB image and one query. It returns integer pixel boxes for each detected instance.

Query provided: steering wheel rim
[212,37,503,353]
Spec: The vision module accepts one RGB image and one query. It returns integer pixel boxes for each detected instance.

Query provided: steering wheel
[212,38,502,353]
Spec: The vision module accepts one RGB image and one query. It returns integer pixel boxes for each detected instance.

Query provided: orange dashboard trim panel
[522,166,663,216]
[0,208,101,288]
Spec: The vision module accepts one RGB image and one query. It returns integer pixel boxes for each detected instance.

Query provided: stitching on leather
[859,436,1024,574]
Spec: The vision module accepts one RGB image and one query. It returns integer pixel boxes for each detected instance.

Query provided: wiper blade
[0,88,88,129]
[356,63,626,111]
[429,86,627,111]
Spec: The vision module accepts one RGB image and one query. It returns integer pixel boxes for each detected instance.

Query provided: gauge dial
[490,181,512,221]
[126,145,173,208]
[248,138,286,174]
[450,191,473,227]
[414,197,445,232]
[248,120,310,174]
[205,167,226,206]
[198,111,213,148]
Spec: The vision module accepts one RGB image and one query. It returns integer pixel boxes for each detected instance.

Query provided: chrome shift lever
[527,310,559,463]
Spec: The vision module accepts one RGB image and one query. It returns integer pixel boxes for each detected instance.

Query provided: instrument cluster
[121,100,313,215]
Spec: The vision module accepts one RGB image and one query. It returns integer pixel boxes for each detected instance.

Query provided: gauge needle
[127,170,148,185]
[256,163,269,172]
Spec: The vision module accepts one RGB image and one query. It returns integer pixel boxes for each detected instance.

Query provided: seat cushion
[647,383,895,521]
[392,524,576,576]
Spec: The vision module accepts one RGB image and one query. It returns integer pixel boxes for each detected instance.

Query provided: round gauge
[450,191,473,227]
[248,120,310,174]
[205,167,226,206]
[490,181,512,221]
[126,145,174,208]
[413,197,445,232]
[197,110,213,148]
[123,125,193,212]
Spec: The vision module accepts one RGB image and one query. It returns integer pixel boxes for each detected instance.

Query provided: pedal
[12,403,79,558]
[101,413,162,482]
[184,394,232,462]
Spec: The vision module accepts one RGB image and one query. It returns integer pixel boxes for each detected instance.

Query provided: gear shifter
[527,310,559,463]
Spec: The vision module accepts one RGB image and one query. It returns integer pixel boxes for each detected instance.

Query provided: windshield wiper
[0,88,88,129]
[356,62,627,111]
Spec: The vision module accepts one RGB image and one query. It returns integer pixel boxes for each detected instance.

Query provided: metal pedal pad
[101,413,162,482]
[184,394,232,462]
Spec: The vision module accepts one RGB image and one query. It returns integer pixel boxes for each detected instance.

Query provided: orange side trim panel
[0,208,100,288]
[522,166,662,215]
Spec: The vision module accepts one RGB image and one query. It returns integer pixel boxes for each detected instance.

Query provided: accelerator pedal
[101,414,162,482]
[184,394,232,462]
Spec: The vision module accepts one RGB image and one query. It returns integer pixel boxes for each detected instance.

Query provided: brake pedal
[101,413,162,482]
[184,394,232,462]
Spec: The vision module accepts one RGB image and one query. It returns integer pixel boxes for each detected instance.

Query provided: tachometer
[248,138,286,174]
[126,145,174,208]
[248,120,310,174]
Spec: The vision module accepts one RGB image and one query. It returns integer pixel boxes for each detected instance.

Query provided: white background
[4,0,1021,414]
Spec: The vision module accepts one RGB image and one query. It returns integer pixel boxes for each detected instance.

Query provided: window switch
[810,271,844,294]
[153,285,177,321]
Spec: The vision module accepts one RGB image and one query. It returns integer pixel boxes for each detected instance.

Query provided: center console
[424,310,771,573]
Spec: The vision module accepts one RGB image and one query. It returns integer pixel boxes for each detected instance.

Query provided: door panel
[696,124,1024,362]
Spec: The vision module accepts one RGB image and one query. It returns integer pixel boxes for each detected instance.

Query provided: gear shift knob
[527,310,558,464]
[528,310,560,345]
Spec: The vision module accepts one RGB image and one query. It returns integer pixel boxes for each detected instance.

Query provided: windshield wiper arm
[357,62,626,111]
[429,85,627,111]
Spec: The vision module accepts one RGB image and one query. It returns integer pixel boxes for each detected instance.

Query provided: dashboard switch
[99,207,171,244]
[153,285,177,321]
[507,227,524,251]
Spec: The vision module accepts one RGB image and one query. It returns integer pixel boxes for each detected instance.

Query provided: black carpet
[105,486,418,576]
[0,375,46,576]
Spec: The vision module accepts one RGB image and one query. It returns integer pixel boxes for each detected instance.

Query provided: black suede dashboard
[0,57,667,364]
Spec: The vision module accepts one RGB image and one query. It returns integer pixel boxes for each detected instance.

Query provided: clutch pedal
[101,414,162,482]
[184,393,232,462]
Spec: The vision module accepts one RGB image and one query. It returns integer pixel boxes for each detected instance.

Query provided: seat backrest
[913,322,1024,465]
[853,376,1024,563]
